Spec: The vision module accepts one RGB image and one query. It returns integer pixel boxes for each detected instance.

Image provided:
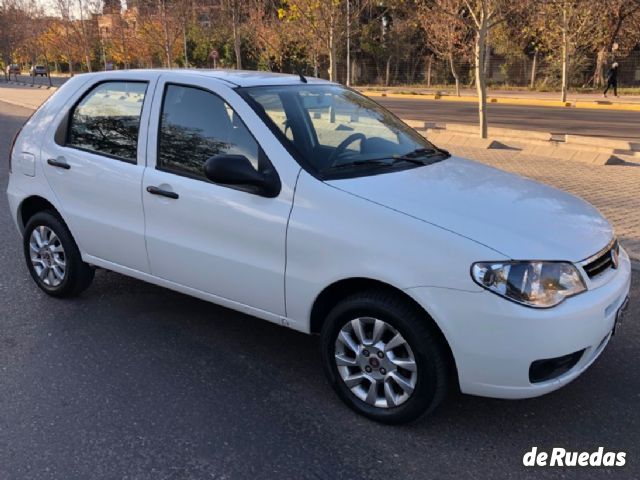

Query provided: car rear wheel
[321,290,451,424]
[23,211,94,297]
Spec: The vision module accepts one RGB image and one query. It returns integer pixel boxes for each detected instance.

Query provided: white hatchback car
[7,70,632,423]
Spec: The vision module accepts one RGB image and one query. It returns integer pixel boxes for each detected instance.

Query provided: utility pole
[346,0,350,86]
[99,28,107,70]
[560,4,568,103]
[183,23,189,68]
[78,0,92,72]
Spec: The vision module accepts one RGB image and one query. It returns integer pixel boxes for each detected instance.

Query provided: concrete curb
[402,120,640,167]
[565,135,639,152]
[362,89,640,112]
[3,80,57,90]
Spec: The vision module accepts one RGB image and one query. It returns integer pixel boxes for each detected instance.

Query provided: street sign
[209,49,219,68]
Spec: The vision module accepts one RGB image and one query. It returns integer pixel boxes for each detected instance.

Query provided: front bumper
[406,248,632,399]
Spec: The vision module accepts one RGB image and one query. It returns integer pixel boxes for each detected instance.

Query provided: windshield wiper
[325,157,424,171]
[324,148,451,172]
[398,147,451,159]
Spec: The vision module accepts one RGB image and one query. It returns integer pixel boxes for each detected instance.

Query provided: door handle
[146,186,179,199]
[47,158,70,170]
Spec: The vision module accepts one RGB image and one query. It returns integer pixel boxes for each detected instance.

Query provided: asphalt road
[0,101,639,480]
[376,97,640,141]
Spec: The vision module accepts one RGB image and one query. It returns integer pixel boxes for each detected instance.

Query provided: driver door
[142,75,296,316]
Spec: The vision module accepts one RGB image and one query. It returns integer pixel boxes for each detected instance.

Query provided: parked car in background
[6,70,632,424]
[29,65,48,77]
[6,64,21,76]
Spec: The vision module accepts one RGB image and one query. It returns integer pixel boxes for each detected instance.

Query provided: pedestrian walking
[603,62,619,98]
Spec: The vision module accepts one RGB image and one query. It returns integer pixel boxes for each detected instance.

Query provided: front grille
[581,239,619,279]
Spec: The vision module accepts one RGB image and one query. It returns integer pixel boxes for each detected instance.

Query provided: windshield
[240,84,446,177]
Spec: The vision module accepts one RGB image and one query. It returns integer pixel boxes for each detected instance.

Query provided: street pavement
[363,86,640,104]
[0,101,639,480]
[377,96,640,141]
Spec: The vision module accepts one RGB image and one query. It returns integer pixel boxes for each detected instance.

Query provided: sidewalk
[0,83,55,110]
[357,86,640,111]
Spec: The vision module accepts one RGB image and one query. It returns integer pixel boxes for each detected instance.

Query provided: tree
[358,3,425,86]
[536,1,599,102]
[426,0,522,138]
[247,0,297,72]
[0,0,32,79]
[221,0,246,69]
[138,0,190,68]
[278,0,342,81]
[489,5,546,89]
[465,1,528,137]
[51,0,77,74]
[103,12,137,68]
[279,0,367,81]
[417,0,470,96]
[589,1,640,87]
[75,0,98,72]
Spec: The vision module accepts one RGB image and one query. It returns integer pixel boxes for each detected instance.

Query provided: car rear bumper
[406,248,632,399]
[7,180,25,233]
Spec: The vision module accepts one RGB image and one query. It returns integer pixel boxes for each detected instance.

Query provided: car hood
[327,156,613,262]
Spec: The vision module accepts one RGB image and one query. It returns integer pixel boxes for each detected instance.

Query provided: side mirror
[204,154,279,197]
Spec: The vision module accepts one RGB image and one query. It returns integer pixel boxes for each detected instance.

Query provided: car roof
[77,69,334,88]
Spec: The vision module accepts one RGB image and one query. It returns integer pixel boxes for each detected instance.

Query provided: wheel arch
[18,195,63,233]
[309,277,458,386]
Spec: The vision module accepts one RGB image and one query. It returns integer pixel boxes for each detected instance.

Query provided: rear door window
[67,81,147,162]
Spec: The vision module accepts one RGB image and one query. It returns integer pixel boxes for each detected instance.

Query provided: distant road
[377,97,640,140]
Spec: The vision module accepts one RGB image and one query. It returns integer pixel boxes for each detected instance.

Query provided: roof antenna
[295,64,308,83]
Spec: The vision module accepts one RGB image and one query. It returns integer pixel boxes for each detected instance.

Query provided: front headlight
[471,261,587,308]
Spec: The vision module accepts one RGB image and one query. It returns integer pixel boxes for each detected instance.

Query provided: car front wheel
[23,211,94,297]
[321,290,451,424]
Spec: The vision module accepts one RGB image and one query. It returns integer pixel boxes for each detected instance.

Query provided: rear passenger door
[41,75,156,272]
[142,75,293,316]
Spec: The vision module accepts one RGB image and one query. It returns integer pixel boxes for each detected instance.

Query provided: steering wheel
[327,133,366,167]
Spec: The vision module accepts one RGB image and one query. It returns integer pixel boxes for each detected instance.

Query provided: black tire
[321,289,451,424]
[23,211,94,298]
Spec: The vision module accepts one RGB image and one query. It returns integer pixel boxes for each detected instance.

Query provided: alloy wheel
[29,225,66,288]
[334,317,418,408]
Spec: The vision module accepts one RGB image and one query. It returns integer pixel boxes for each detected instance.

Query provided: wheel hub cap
[29,226,66,287]
[334,317,417,409]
